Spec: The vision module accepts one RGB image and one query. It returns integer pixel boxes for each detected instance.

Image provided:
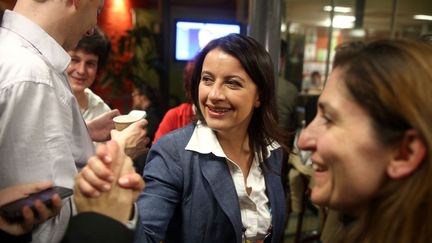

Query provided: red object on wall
[98,0,151,51]
[99,0,132,40]
[93,0,150,114]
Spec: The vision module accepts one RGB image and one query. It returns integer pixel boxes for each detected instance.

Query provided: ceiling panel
[285,0,432,31]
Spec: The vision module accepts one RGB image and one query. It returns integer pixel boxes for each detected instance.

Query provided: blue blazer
[135,124,286,243]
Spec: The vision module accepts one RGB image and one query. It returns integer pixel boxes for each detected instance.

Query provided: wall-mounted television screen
[175,20,242,61]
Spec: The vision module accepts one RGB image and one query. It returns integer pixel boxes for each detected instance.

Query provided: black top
[61,212,134,243]
[0,212,134,243]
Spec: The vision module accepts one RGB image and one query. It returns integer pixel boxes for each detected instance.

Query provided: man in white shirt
[0,0,106,242]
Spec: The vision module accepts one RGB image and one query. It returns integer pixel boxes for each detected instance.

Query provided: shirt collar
[185,121,227,158]
[2,10,71,73]
[185,121,281,160]
[85,88,103,108]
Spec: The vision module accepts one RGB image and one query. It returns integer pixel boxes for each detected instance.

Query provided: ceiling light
[281,23,287,33]
[323,15,355,29]
[289,23,301,34]
[414,15,432,21]
[350,29,366,38]
[323,6,352,13]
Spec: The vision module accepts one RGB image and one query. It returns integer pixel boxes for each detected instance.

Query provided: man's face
[81,0,105,36]
[65,0,104,50]
[67,49,99,94]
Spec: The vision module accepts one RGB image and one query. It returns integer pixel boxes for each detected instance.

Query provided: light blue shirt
[0,10,94,243]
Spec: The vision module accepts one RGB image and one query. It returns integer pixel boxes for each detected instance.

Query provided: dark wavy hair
[74,27,111,69]
[190,33,290,159]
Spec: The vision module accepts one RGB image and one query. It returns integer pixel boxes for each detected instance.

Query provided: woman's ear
[254,99,260,108]
[387,129,426,179]
[254,94,261,108]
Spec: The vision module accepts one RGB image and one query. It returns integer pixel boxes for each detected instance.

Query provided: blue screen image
[175,21,241,61]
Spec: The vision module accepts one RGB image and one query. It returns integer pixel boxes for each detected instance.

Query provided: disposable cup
[113,115,142,131]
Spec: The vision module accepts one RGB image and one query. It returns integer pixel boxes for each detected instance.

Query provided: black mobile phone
[0,186,73,222]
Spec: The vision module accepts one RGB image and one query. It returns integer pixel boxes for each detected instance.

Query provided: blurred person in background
[276,40,299,147]
[153,60,196,143]
[131,83,162,143]
[131,83,162,172]
[302,70,322,94]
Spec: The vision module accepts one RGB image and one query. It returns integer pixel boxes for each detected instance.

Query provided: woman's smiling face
[297,67,393,213]
[198,48,260,135]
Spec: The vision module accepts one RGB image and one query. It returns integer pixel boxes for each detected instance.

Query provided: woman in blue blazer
[134,34,290,243]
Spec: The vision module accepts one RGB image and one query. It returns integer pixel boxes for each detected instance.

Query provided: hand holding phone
[0,182,66,236]
[0,186,72,222]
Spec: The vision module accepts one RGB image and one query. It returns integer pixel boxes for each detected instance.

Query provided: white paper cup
[113,115,142,131]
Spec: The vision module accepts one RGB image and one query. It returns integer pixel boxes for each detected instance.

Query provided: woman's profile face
[198,48,260,135]
[297,68,394,213]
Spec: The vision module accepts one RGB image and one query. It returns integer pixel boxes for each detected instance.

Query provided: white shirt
[81,88,111,121]
[185,122,279,241]
[81,88,111,148]
[0,10,94,243]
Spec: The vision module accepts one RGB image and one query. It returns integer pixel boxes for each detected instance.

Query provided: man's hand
[87,109,121,142]
[74,141,145,223]
[111,119,149,158]
[0,182,63,236]
[124,138,150,160]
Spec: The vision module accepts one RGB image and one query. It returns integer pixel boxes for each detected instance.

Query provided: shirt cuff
[125,203,138,230]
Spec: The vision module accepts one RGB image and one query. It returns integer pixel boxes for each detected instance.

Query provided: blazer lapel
[200,154,243,243]
[263,158,286,242]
